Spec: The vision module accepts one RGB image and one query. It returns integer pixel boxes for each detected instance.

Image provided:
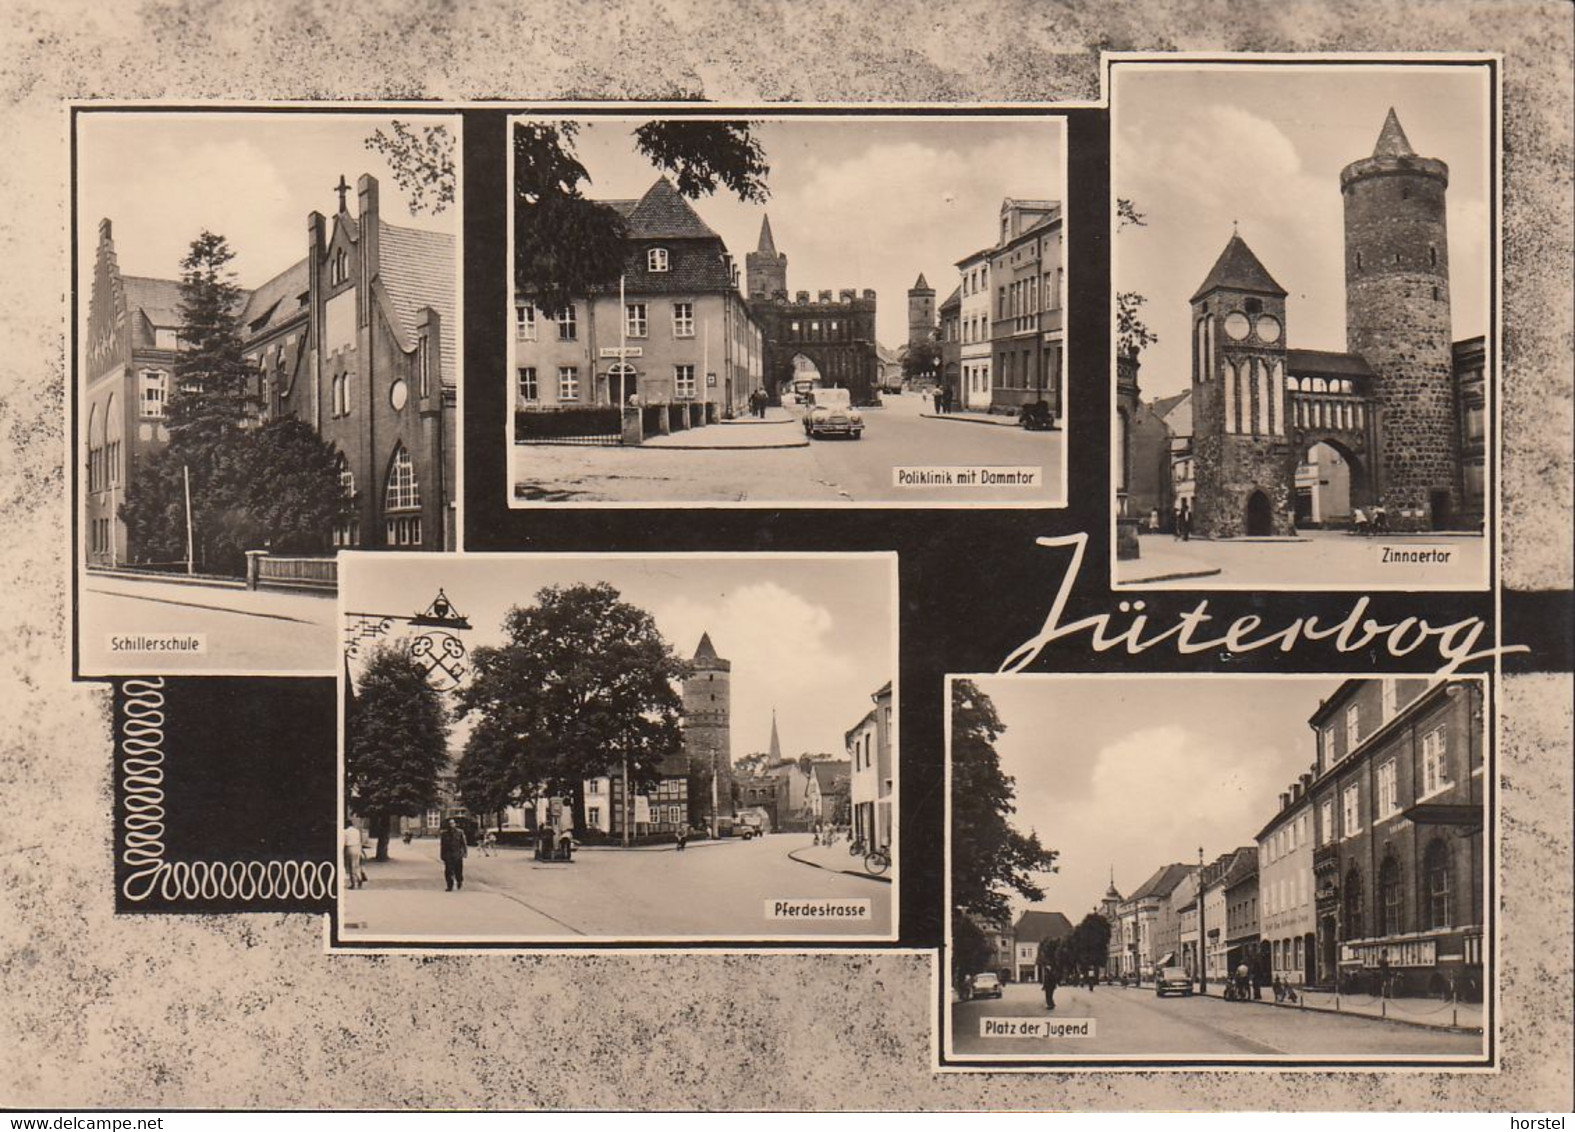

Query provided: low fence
[246,551,337,592]
[516,407,623,446]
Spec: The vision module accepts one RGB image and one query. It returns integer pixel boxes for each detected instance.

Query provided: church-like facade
[1186,110,1486,538]
[83,173,457,569]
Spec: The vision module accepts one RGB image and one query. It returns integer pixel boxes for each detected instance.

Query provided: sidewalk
[1117,540,1225,584]
[82,570,336,623]
[641,406,808,450]
[918,409,1028,429]
[340,841,583,936]
[1119,980,1483,1032]
[787,839,892,884]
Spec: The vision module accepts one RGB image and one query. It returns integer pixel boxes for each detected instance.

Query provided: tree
[901,337,941,383]
[452,583,688,836]
[514,120,770,317]
[365,120,455,215]
[1115,198,1159,360]
[950,680,1059,927]
[346,643,450,861]
[733,752,771,779]
[119,232,350,573]
[952,915,997,990]
[1068,912,1113,977]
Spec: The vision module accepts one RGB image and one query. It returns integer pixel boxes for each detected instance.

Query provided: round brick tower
[683,631,733,822]
[1342,108,1459,530]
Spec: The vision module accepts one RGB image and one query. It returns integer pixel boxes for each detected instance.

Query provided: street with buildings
[513,389,1062,505]
[510,119,1066,507]
[342,830,890,940]
[953,676,1487,1060]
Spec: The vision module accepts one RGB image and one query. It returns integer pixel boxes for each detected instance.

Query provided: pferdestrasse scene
[339,553,895,943]
[1113,65,1491,589]
[508,115,1066,506]
[948,675,1487,1062]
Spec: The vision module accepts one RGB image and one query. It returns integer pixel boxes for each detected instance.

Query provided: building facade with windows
[1307,678,1486,998]
[987,198,1065,418]
[847,680,894,852]
[85,173,457,566]
[1256,769,1317,988]
[514,177,765,418]
[955,249,994,411]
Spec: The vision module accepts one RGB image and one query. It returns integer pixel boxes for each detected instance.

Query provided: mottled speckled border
[1,0,1569,1111]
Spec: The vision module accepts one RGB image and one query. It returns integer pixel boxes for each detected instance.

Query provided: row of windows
[960,263,989,297]
[1294,398,1366,432]
[1343,841,1456,940]
[516,302,699,343]
[1318,724,1452,845]
[995,268,1063,323]
[517,365,702,403]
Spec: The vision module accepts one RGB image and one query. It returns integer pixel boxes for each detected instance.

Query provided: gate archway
[1245,490,1274,536]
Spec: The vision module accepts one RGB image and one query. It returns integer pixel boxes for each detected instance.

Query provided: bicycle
[848,836,867,858]
[864,845,890,876]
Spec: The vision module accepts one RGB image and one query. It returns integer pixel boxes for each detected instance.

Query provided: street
[1117,529,1487,588]
[949,980,1483,1059]
[512,390,1064,505]
[342,831,893,941]
[79,572,337,675]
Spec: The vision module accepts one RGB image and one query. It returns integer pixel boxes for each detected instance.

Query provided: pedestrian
[1178,501,1192,542]
[1041,955,1060,1011]
[675,826,688,852]
[1172,505,1184,541]
[1372,500,1388,535]
[481,829,496,857]
[1085,968,1096,992]
[932,389,942,415]
[1352,505,1369,536]
[439,818,467,891]
[341,821,363,891]
[402,828,413,846]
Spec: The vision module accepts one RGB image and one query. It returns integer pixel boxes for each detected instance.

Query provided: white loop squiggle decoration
[118,678,336,903]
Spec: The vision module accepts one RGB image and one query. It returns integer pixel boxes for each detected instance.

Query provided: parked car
[1154,966,1193,997]
[803,387,864,439]
[970,971,1002,999]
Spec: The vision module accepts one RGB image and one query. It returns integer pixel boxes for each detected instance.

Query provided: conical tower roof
[912,272,932,291]
[756,214,779,256]
[1190,232,1287,303]
[1371,108,1415,158]
[694,631,719,661]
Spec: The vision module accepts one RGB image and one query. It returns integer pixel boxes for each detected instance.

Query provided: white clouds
[652,582,872,761]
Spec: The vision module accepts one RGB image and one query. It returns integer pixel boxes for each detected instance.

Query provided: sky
[342,555,895,762]
[528,116,1065,348]
[1113,65,1491,401]
[958,675,1347,923]
[77,112,460,292]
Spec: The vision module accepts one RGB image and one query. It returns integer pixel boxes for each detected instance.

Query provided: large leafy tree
[1116,198,1158,359]
[514,120,770,317]
[950,680,1059,929]
[952,915,998,989]
[119,231,349,573]
[346,643,451,861]
[1067,912,1114,977]
[365,120,456,216]
[452,583,688,835]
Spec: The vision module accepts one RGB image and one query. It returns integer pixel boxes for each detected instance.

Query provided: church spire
[1371,107,1415,158]
[757,215,778,256]
[768,709,782,763]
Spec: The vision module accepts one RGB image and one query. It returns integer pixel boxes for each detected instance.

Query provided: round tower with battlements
[1342,108,1460,530]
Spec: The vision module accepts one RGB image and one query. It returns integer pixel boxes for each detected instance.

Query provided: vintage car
[970,971,1003,999]
[1154,965,1194,998]
[802,387,864,439]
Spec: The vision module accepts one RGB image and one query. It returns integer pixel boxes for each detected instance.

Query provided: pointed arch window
[331,248,350,286]
[384,444,421,547]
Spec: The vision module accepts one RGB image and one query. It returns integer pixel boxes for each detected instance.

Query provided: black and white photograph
[508,114,1067,507]
[337,552,896,944]
[1112,63,1492,589]
[946,674,1489,1065]
[75,110,461,677]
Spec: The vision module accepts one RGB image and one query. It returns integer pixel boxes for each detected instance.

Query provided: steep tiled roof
[239,260,309,337]
[940,285,961,312]
[379,221,457,385]
[1190,234,1286,302]
[694,632,718,661]
[122,276,184,328]
[811,760,850,792]
[623,178,718,239]
[1012,910,1074,944]
[1286,348,1374,379]
[1128,862,1195,902]
[1372,108,1415,158]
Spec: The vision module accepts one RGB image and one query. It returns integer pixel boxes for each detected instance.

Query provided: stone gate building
[1187,110,1485,538]
[745,217,879,405]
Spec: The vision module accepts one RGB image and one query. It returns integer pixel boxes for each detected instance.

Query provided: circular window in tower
[1224,312,1251,341]
[389,379,409,411]
[1255,314,1282,343]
